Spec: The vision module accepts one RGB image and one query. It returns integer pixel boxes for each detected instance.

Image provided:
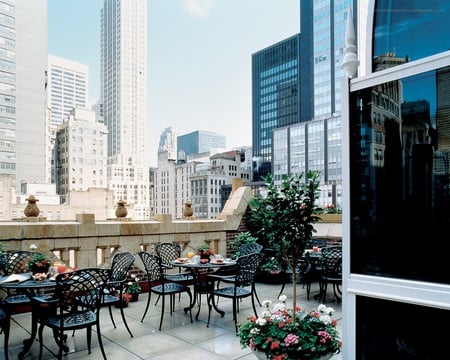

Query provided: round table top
[0,276,56,289]
[170,259,236,269]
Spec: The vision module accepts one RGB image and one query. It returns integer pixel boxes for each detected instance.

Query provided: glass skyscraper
[252,34,301,181]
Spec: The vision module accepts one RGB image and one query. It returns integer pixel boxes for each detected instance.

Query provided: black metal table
[0,276,57,359]
[171,260,236,320]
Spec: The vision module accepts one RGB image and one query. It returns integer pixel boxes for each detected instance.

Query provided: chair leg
[141,292,152,322]
[159,295,165,331]
[108,305,117,328]
[87,326,92,354]
[0,317,10,360]
[119,303,134,337]
[96,321,108,360]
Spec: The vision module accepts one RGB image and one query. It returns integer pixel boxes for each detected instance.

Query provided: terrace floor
[3,280,342,360]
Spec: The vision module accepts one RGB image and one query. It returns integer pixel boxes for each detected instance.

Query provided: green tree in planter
[246,171,321,320]
[229,231,258,259]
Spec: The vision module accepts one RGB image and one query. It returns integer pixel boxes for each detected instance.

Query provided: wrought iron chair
[318,246,342,303]
[0,250,38,306]
[207,252,264,333]
[138,251,193,331]
[31,268,110,360]
[0,302,10,360]
[102,251,135,337]
[211,242,264,306]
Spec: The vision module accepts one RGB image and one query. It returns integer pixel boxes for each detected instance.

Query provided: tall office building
[0,1,47,190]
[252,34,301,181]
[47,55,88,127]
[101,0,149,220]
[158,126,177,161]
[47,55,88,184]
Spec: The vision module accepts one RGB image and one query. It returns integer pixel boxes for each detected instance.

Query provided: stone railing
[0,186,342,270]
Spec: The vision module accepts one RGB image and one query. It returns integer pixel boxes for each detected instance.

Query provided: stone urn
[24,195,40,217]
[115,199,128,218]
[183,200,194,218]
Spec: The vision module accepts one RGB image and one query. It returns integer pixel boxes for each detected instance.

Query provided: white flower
[273,302,286,312]
[318,304,327,313]
[256,318,266,326]
[263,300,272,308]
[250,327,260,335]
[261,310,271,318]
[278,294,287,302]
[319,314,332,324]
[127,281,133,286]
[326,306,334,315]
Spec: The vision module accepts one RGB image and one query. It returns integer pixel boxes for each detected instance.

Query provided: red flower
[273,354,285,360]
[270,341,280,350]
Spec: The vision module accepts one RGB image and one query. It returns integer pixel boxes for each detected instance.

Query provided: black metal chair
[102,251,135,337]
[0,250,38,306]
[0,302,10,360]
[211,243,264,306]
[318,246,342,303]
[206,252,264,333]
[31,267,110,360]
[154,242,194,284]
[138,251,193,331]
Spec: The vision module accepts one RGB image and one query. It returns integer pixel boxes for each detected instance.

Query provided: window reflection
[373,0,450,71]
[349,67,450,284]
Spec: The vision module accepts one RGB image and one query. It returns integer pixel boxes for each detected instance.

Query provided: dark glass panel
[356,296,449,359]
[373,0,450,71]
[349,67,450,284]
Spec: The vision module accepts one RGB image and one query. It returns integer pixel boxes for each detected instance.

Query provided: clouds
[183,0,213,18]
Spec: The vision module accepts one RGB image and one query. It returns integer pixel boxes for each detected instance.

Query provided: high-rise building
[177,130,226,158]
[47,55,89,184]
[158,126,177,161]
[47,55,88,126]
[0,1,47,190]
[251,34,301,181]
[101,0,149,220]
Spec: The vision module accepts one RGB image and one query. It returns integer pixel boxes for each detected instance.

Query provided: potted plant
[229,231,259,259]
[125,277,142,302]
[240,171,341,359]
[256,256,285,284]
[26,252,53,274]
[239,295,341,360]
[198,244,213,262]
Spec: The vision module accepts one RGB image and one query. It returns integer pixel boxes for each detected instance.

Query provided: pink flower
[318,330,333,343]
[284,333,299,346]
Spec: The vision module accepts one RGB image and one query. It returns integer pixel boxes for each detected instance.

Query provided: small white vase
[253,350,334,360]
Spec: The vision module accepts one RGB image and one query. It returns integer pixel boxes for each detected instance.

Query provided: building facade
[177,130,226,157]
[0,0,47,190]
[55,107,108,196]
[252,34,301,181]
[47,54,88,184]
[101,0,150,220]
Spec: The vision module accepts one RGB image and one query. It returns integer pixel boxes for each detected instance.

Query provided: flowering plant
[26,252,53,272]
[125,277,141,294]
[260,257,283,274]
[239,295,341,360]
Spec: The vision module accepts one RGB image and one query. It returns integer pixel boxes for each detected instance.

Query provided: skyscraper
[101,0,149,220]
[0,0,47,189]
[251,34,301,181]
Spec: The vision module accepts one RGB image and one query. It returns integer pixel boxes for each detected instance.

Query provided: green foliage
[239,298,341,359]
[247,171,321,274]
[26,252,53,271]
[229,231,258,259]
[125,279,142,294]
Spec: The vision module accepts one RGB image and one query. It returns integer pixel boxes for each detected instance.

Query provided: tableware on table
[193,255,200,264]
[187,251,195,259]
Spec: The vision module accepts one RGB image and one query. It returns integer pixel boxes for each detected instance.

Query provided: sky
[48,0,300,167]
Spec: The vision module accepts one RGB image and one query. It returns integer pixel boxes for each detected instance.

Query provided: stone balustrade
[0,186,342,270]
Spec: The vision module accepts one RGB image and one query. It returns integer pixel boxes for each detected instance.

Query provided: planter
[30,264,50,275]
[253,350,334,360]
[318,214,342,223]
[129,293,139,302]
[255,271,286,284]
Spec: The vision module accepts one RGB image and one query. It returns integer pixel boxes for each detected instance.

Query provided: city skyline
[48,0,299,167]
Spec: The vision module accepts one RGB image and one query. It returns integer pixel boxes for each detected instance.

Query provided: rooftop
[3,280,342,359]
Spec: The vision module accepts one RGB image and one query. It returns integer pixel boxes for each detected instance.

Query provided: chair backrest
[54,267,110,314]
[155,243,181,267]
[0,250,37,275]
[138,251,164,284]
[320,246,342,276]
[235,252,264,286]
[239,243,263,256]
[109,252,135,283]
